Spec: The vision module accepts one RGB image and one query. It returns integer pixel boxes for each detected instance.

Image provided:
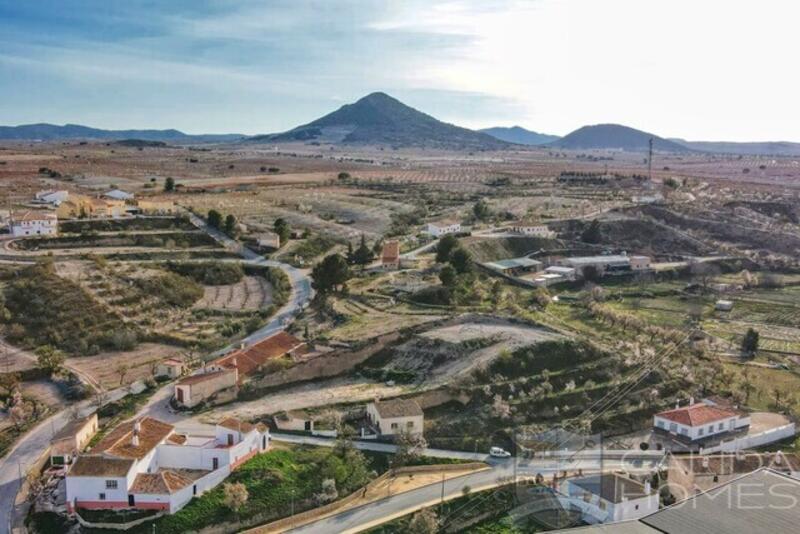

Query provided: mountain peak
[260,92,508,150]
[549,123,689,152]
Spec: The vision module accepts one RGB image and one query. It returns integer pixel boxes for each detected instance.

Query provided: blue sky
[1,0,798,141]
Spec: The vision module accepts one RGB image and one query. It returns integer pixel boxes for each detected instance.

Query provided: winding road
[0,213,314,534]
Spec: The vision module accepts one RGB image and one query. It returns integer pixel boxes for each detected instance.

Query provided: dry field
[195,275,272,311]
[69,342,182,389]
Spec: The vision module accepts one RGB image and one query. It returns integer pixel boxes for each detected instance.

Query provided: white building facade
[65,417,268,515]
[426,221,462,237]
[653,402,750,442]
[10,211,58,237]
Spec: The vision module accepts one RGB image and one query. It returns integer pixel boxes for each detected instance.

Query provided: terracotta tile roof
[69,455,134,477]
[215,331,307,378]
[656,403,738,427]
[162,358,183,366]
[382,241,400,262]
[130,469,199,495]
[218,417,255,434]
[177,369,235,386]
[92,417,174,460]
[167,434,187,445]
[372,398,423,418]
[12,210,57,222]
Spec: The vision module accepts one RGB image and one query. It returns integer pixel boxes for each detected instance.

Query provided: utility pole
[440,471,445,504]
[648,137,654,184]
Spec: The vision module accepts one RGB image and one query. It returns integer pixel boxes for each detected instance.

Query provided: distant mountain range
[3,96,800,155]
[0,123,243,143]
[479,126,559,145]
[250,92,508,150]
[669,139,800,156]
[548,124,689,152]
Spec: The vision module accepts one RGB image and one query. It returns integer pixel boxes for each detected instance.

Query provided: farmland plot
[195,275,273,311]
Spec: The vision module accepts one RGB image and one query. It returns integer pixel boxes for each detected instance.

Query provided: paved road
[0,382,143,534]
[283,454,664,534]
[184,210,313,356]
[0,214,314,533]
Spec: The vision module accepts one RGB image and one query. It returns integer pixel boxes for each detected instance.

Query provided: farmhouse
[55,194,95,219]
[667,452,800,496]
[560,473,658,524]
[425,219,461,237]
[155,358,185,379]
[174,368,237,408]
[509,222,555,238]
[381,240,401,269]
[104,189,134,201]
[50,413,98,466]
[65,416,268,515]
[556,254,651,278]
[484,256,543,276]
[213,331,308,381]
[653,400,750,443]
[34,190,70,205]
[557,469,800,534]
[255,231,281,250]
[366,398,424,437]
[9,210,58,237]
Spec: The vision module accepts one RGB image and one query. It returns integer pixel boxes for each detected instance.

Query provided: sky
[1,0,798,141]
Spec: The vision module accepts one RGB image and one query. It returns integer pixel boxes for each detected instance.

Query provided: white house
[155,358,185,380]
[366,398,424,437]
[426,220,462,237]
[9,210,58,237]
[653,400,750,442]
[104,189,135,201]
[509,223,555,238]
[65,416,268,515]
[557,254,651,278]
[255,231,281,250]
[34,190,70,205]
[561,473,659,524]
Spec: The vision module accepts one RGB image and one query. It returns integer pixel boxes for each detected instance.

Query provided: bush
[3,264,135,354]
[135,272,204,308]
[166,261,244,285]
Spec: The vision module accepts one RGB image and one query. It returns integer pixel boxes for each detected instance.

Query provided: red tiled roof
[69,455,134,477]
[92,417,174,459]
[656,403,737,427]
[382,241,400,263]
[130,470,199,494]
[215,331,306,378]
[218,417,255,434]
[12,210,57,222]
[177,369,235,387]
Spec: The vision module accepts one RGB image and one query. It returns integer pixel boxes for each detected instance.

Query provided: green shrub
[135,272,203,308]
[165,261,244,285]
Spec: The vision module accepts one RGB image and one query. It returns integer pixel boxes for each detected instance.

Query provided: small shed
[715,299,734,312]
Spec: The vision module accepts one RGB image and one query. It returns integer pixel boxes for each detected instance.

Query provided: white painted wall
[654,414,744,441]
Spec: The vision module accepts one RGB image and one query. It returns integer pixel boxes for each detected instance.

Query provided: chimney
[689,396,695,405]
[675,401,680,409]
[132,419,141,447]
[775,451,783,465]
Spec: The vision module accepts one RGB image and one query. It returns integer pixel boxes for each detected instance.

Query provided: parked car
[490,446,511,458]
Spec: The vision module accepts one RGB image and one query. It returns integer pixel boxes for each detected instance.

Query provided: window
[407,421,414,428]
[718,422,724,431]
[656,420,665,429]
[105,480,118,489]
[669,423,677,432]
[212,457,219,470]
[391,423,398,430]
[193,485,197,496]
[635,505,639,510]
[708,425,714,433]
[99,493,106,501]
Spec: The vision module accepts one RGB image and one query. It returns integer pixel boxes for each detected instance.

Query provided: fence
[702,423,796,454]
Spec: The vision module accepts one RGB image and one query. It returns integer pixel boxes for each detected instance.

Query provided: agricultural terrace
[170,185,416,240]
